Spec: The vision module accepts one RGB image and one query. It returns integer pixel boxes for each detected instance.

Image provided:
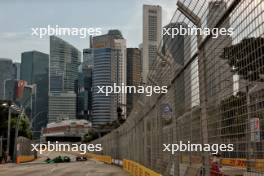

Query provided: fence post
[0,136,2,158]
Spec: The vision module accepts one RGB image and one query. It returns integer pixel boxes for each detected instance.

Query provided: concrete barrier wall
[16,137,36,163]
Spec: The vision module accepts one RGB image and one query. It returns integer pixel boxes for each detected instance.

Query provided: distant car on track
[76,155,87,161]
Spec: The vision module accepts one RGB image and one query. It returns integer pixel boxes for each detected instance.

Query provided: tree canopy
[0,100,32,139]
[222,37,264,82]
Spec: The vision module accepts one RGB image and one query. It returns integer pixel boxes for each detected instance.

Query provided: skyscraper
[205,0,233,104]
[142,5,162,83]
[83,48,94,67]
[92,48,117,126]
[81,48,93,121]
[162,22,193,111]
[4,62,21,102]
[12,62,20,80]
[4,79,17,101]
[126,48,141,116]
[76,71,86,120]
[49,36,81,92]
[92,30,127,125]
[93,30,127,94]
[162,22,189,65]
[202,0,233,144]
[21,51,46,84]
[0,58,13,100]
[48,36,81,122]
[20,51,49,137]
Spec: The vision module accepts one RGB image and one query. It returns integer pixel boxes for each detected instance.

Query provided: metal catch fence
[91,0,264,175]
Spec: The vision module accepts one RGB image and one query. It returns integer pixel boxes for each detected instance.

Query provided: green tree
[82,129,99,143]
[17,115,32,139]
[222,38,264,82]
[0,101,32,139]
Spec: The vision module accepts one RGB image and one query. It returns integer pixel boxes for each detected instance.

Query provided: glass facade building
[48,36,81,123]
[0,58,13,100]
[126,48,141,116]
[3,79,17,101]
[49,36,81,92]
[21,51,49,138]
[75,49,94,121]
[92,30,127,125]
[12,62,20,80]
[92,48,118,126]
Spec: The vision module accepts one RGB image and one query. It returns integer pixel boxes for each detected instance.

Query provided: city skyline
[0,0,175,62]
[0,1,263,175]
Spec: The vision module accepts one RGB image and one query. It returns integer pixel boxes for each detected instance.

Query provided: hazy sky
[0,0,176,62]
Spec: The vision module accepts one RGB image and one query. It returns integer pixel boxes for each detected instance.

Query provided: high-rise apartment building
[142,5,162,83]
[126,48,141,116]
[48,36,81,123]
[20,51,49,137]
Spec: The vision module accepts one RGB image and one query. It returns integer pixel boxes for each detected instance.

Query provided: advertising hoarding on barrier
[250,118,260,142]
[161,103,172,124]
